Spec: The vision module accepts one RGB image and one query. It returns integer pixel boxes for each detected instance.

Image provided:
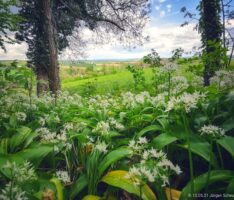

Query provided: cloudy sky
[0,0,202,60]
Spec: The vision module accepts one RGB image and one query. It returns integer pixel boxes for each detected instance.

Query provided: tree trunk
[42,0,60,97]
[200,0,222,86]
[36,63,49,96]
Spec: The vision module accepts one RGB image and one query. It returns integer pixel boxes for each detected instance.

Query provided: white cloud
[0,22,201,60]
[0,42,27,60]
[158,0,166,3]
[78,22,201,59]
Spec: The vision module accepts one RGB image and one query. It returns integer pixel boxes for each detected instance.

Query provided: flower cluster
[56,171,71,184]
[36,127,72,151]
[92,118,124,136]
[121,91,151,108]
[167,91,206,113]
[160,63,178,74]
[199,125,225,139]
[128,137,148,155]
[92,121,110,135]
[126,138,181,187]
[210,70,234,89]
[95,141,108,154]
[0,183,28,200]
[15,112,27,122]
[3,161,36,183]
[0,161,36,200]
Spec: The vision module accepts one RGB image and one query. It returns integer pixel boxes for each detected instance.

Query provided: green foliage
[101,170,157,200]
[180,170,234,199]
[0,61,234,199]
[127,65,146,90]
[0,0,22,51]
[143,49,161,68]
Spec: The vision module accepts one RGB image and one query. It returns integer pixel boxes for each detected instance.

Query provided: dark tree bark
[36,63,49,96]
[42,0,60,96]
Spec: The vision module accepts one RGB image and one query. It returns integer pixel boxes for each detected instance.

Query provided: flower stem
[183,114,194,198]
[205,141,213,196]
[216,142,224,169]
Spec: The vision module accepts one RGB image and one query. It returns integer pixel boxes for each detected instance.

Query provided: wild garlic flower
[56,171,71,184]
[167,92,206,113]
[171,76,189,95]
[37,127,69,145]
[121,92,137,108]
[38,117,46,126]
[0,183,28,200]
[160,63,178,74]
[126,140,182,187]
[95,142,108,154]
[109,118,124,130]
[191,76,204,87]
[150,93,167,107]
[92,121,110,135]
[119,112,126,120]
[135,91,151,104]
[125,166,156,186]
[76,122,87,133]
[210,70,234,89]
[199,125,225,138]
[138,137,148,144]
[63,123,74,131]
[15,112,27,122]
[128,137,148,155]
[3,161,36,183]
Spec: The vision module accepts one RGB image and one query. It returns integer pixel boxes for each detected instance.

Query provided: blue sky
[1,0,202,60]
[150,0,199,24]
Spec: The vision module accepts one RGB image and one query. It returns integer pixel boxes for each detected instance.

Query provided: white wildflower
[160,63,178,73]
[15,112,26,122]
[0,183,28,200]
[3,161,36,183]
[95,142,108,154]
[38,117,45,126]
[173,165,182,175]
[119,112,126,119]
[56,171,71,183]
[199,125,225,138]
[93,121,110,135]
[63,123,74,131]
[138,137,148,144]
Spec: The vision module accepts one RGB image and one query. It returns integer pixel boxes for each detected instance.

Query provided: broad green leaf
[99,148,130,176]
[82,195,101,200]
[217,136,234,158]
[152,133,177,150]
[70,175,88,199]
[101,170,157,200]
[136,125,162,138]
[15,145,53,165]
[226,178,234,194]
[10,126,32,151]
[179,137,218,167]
[222,117,234,132]
[51,178,63,200]
[70,133,87,142]
[180,170,234,200]
[0,138,8,154]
